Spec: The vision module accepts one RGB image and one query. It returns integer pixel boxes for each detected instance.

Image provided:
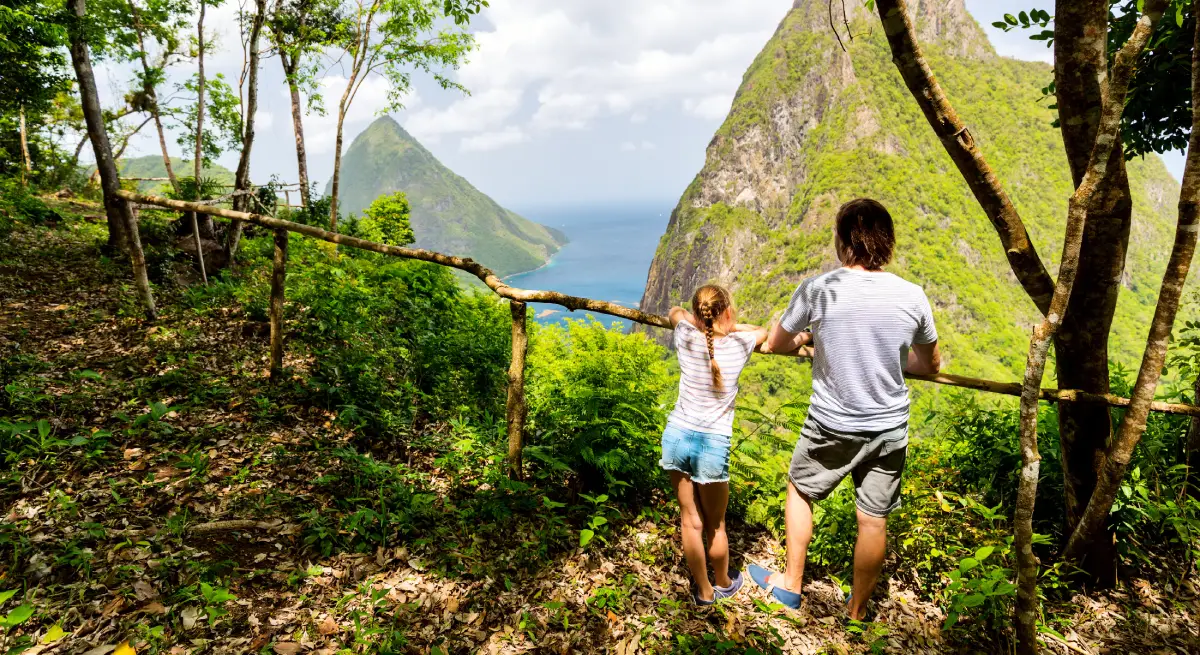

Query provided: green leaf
[77,370,102,380]
[975,545,995,561]
[0,590,17,605]
[37,419,50,439]
[1018,11,1030,26]
[992,21,1009,29]
[962,593,986,608]
[590,516,608,528]
[1004,13,1018,25]
[2,604,35,628]
[579,529,595,548]
[41,624,67,644]
[959,557,980,572]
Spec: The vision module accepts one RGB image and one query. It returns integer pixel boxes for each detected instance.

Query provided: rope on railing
[115,187,1200,474]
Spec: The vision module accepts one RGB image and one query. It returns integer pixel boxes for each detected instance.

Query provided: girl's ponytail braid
[691,287,730,393]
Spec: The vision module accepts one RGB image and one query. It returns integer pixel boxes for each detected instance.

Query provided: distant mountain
[640,0,1181,379]
[328,116,566,277]
[110,155,235,194]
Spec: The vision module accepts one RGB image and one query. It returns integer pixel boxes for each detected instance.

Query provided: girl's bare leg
[695,480,732,587]
[671,471,714,600]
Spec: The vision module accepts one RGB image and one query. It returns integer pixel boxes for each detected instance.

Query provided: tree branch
[873,0,1055,314]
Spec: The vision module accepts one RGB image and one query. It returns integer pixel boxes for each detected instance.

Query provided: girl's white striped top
[667,320,758,437]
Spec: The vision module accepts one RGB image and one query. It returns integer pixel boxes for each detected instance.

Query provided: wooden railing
[116,190,1200,475]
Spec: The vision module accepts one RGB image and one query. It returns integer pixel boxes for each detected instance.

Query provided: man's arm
[906,341,942,375]
[764,320,812,354]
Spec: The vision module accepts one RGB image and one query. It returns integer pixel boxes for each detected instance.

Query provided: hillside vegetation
[641,0,1183,382]
[329,117,567,277]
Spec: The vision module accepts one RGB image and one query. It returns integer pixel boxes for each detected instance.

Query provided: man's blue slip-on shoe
[692,590,715,606]
[714,570,744,599]
[748,564,801,609]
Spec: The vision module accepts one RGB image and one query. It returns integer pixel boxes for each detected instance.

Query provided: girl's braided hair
[691,284,734,393]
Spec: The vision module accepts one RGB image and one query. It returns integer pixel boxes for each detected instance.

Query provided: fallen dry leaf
[273,642,303,655]
[318,616,338,635]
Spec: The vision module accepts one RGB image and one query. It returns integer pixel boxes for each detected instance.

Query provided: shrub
[525,319,672,495]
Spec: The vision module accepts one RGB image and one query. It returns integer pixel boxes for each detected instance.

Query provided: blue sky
[96,0,1185,209]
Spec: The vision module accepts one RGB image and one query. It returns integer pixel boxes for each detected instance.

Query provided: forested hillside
[641,0,1182,380]
[329,117,567,277]
[113,156,235,194]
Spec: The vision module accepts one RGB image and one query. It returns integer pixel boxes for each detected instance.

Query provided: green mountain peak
[329,116,566,277]
[641,1,1180,380]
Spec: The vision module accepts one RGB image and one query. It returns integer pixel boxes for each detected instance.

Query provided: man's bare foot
[766,571,800,593]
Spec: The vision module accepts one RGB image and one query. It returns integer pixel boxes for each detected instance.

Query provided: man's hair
[835,198,895,270]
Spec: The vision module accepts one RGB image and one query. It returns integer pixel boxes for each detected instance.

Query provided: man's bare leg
[766,480,813,592]
[848,509,887,620]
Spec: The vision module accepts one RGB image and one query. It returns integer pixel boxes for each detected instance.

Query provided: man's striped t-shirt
[667,320,758,437]
[779,268,938,432]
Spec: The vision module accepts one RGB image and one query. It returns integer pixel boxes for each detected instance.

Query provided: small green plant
[199,582,237,625]
[0,590,34,633]
[941,544,1017,631]
[578,493,613,548]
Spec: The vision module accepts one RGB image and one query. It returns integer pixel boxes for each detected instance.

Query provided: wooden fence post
[506,300,529,478]
[269,228,288,382]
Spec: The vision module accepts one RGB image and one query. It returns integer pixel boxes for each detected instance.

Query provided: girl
[662,284,767,604]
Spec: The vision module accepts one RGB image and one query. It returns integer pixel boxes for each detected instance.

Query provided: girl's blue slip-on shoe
[714,570,744,599]
[747,564,801,609]
[692,591,715,606]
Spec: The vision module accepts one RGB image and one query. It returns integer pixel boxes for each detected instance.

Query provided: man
[748,198,941,619]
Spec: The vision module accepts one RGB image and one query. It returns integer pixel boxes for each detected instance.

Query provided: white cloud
[461,127,529,151]
[620,141,637,152]
[396,0,787,149]
[254,110,274,130]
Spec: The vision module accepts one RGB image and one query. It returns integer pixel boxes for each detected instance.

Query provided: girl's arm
[668,306,691,328]
[733,323,770,347]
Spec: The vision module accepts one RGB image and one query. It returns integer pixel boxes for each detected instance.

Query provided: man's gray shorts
[788,413,908,517]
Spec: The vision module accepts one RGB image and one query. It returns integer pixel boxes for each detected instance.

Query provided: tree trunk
[227,0,267,262]
[280,53,311,208]
[1188,371,1200,496]
[1050,0,1136,585]
[18,106,31,176]
[269,228,288,382]
[506,300,529,477]
[192,1,208,284]
[328,79,356,232]
[129,0,178,194]
[1064,0,1200,566]
[67,0,156,320]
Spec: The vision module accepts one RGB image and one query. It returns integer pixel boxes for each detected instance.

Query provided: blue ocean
[505,203,673,330]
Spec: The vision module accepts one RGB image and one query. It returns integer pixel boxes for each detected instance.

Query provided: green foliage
[525,319,671,494]
[330,117,565,276]
[361,191,415,246]
[0,178,60,235]
[992,1,1194,158]
[282,236,510,434]
[173,73,243,166]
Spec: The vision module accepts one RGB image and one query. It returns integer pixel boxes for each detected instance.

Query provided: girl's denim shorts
[659,423,731,484]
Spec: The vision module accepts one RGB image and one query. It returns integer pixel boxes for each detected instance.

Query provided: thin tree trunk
[129,0,178,194]
[280,54,311,208]
[1187,373,1200,496]
[67,0,156,320]
[72,134,90,171]
[113,116,152,161]
[269,227,288,382]
[872,0,1056,314]
[1051,0,1137,586]
[192,0,208,284]
[506,300,529,478]
[227,0,267,262]
[19,106,31,176]
[1064,0,1200,565]
[1012,4,1167,652]
[328,77,356,232]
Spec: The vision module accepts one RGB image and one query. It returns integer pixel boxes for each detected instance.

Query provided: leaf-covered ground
[2,203,1198,654]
